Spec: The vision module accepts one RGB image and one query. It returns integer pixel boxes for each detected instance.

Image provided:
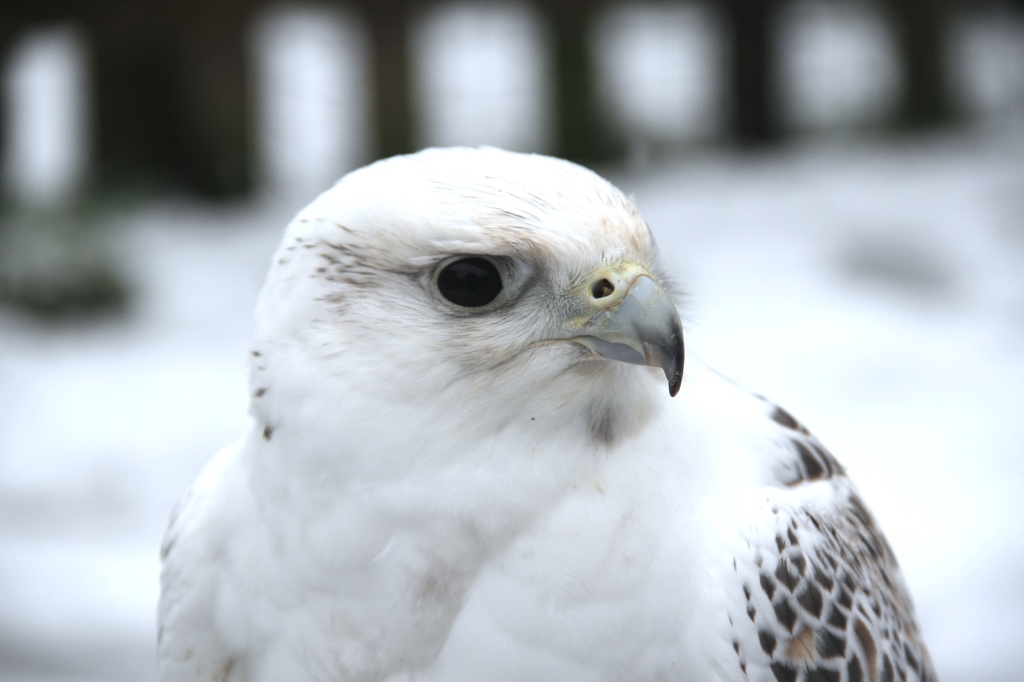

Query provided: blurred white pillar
[250,3,368,198]
[952,6,1024,126]
[777,0,900,132]
[414,2,550,152]
[595,3,725,148]
[1,25,89,205]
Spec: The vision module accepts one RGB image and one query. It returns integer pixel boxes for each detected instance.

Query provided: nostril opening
[591,278,615,299]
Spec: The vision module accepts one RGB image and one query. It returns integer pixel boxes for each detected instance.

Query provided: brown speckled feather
[729,403,937,682]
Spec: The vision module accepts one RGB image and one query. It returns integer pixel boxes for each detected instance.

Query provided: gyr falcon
[158,147,936,682]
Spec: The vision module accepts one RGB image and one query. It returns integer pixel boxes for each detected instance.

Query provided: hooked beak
[567,263,684,397]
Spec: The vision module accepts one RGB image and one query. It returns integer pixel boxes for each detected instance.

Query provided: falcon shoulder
[728,401,938,682]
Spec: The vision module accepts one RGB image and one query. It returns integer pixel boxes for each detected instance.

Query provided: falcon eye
[436,257,504,308]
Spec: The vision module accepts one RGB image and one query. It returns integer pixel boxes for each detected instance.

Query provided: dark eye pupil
[437,257,503,308]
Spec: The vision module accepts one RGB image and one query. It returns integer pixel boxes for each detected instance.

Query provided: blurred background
[1,0,1023,680]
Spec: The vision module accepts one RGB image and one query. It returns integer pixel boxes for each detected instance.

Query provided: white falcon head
[249,147,683,451]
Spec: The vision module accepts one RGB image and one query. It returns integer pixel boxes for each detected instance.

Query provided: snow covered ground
[1,129,1022,682]
[2,2,1024,681]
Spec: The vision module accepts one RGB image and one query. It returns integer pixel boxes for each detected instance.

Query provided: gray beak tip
[655,330,684,397]
[668,370,682,397]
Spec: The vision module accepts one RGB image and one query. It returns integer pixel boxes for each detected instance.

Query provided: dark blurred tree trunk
[723,0,782,146]
[536,0,621,163]
[178,0,253,195]
[0,25,13,204]
[358,0,418,159]
[885,0,953,129]
[87,0,252,198]
[88,2,182,194]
